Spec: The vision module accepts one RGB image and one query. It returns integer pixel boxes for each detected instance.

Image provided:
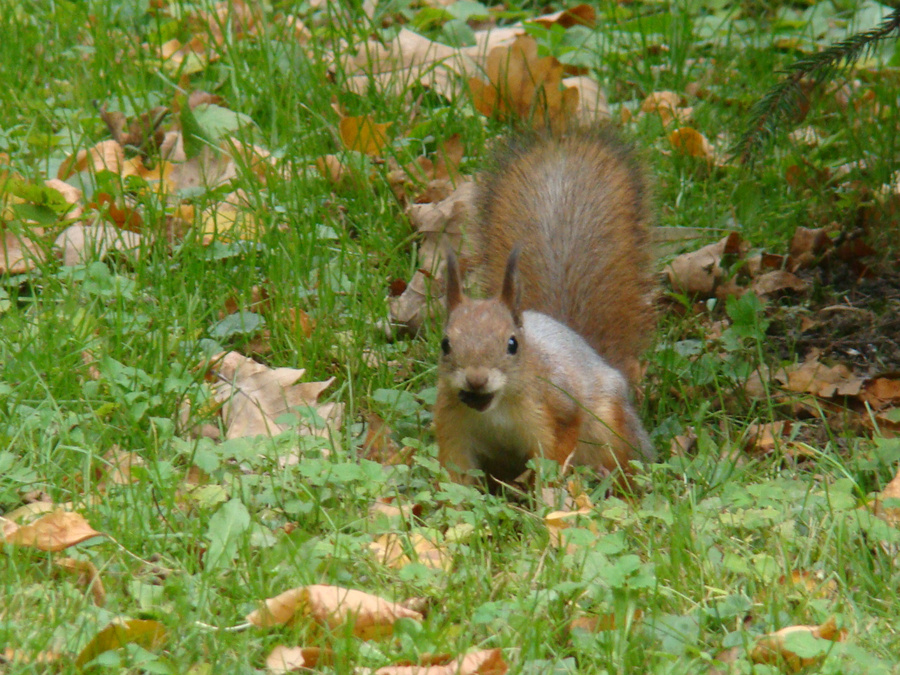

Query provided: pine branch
[734,8,900,165]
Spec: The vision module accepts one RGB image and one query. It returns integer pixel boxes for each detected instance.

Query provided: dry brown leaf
[58,140,126,179]
[56,557,107,605]
[369,498,421,521]
[1,229,45,274]
[860,377,900,411]
[531,4,596,28]
[209,351,344,440]
[199,190,261,243]
[370,532,450,571]
[54,223,143,266]
[2,510,104,552]
[43,178,83,207]
[873,466,900,526]
[570,609,643,633]
[170,146,237,192]
[664,232,745,297]
[776,570,838,598]
[373,649,507,675]
[562,75,609,124]
[640,91,685,126]
[669,127,715,161]
[265,646,333,674]
[750,616,844,672]
[744,421,792,456]
[361,413,401,463]
[669,429,698,456]
[339,116,392,156]
[751,270,809,297]
[102,447,146,486]
[774,356,864,398]
[468,36,578,133]
[389,181,477,334]
[246,585,423,639]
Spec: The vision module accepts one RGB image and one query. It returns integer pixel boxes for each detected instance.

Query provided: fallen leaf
[56,557,106,605]
[339,116,392,156]
[750,616,844,672]
[751,270,809,297]
[246,585,423,639]
[2,510,104,552]
[664,232,745,297]
[641,91,684,126]
[468,36,578,133]
[265,646,333,673]
[744,421,792,456]
[774,356,864,398]
[373,649,507,675]
[209,351,343,440]
[58,140,125,179]
[669,127,715,161]
[76,619,167,667]
[54,222,143,266]
[873,466,900,526]
[1,229,45,274]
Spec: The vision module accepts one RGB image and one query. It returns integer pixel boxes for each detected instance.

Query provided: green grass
[2,0,900,673]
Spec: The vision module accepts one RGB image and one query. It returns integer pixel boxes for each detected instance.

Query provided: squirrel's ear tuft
[444,247,463,312]
[501,244,522,325]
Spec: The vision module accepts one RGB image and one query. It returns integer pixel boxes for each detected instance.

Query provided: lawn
[2,0,900,673]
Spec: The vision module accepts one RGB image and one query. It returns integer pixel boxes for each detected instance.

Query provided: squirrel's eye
[507,336,518,355]
[440,337,451,355]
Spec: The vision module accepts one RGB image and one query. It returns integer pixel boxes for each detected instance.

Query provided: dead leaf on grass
[246,584,423,639]
[1,229,45,274]
[669,127,715,161]
[56,557,107,606]
[370,532,451,571]
[664,232,745,297]
[468,36,579,133]
[265,646,333,674]
[75,619,167,667]
[58,140,126,179]
[54,222,143,266]
[774,356,865,398]
[872,466,900,526]
[1,510,104,552]
[640,91,686,126]
[389,181,477,334]
[570,609,643,633]
[209,351,344,440]
[339,116,392,156]
[372,649,507,675]
[749,616,844,672]
[751,270,809,297]
[744,421,792,456]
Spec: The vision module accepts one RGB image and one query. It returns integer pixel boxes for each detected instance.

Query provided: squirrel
[434,128,656,488]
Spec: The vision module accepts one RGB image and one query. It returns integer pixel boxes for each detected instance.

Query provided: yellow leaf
[339,116,392,156]
[75,619,167,667]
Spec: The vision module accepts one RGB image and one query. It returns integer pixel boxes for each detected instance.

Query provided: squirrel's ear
[444,247,463,313]
[501,244,522,325]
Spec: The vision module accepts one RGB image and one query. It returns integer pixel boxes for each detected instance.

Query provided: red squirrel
[434,130,656,487]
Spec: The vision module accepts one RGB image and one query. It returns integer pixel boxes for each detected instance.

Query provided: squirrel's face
[439,299,523,412]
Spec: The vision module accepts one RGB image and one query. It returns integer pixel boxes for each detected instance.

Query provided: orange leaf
[339,116,392,156]
[2,510,104,552]
[246,585,423,639]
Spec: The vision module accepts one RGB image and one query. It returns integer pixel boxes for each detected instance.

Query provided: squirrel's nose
[465,368,489,391]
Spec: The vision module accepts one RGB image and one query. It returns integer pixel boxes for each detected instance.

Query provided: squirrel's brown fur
[476,129,654,383]
[435,129,655,488]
